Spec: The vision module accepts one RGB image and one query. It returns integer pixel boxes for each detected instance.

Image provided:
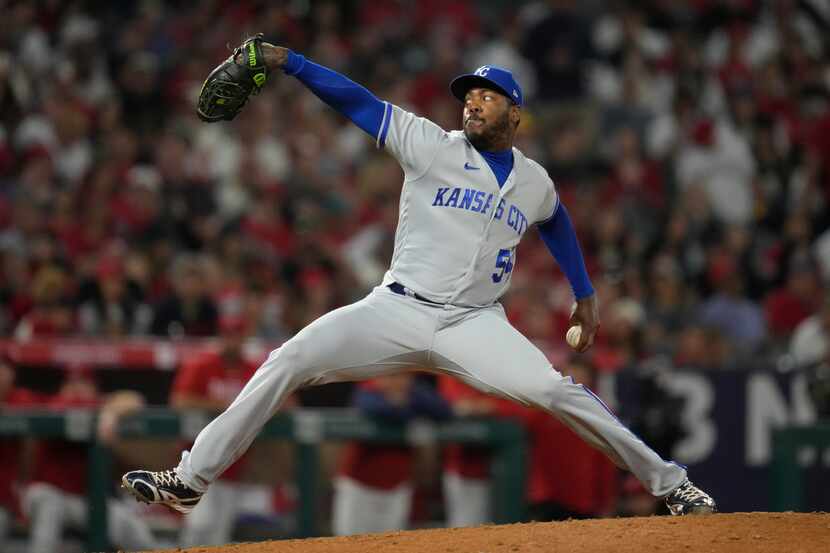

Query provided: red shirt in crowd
[439,377,523,480]
[524,409,618,516]
[337,380,414,490]
[337,441,414,490]
[171,351,258,481]
[30,395,99,496]
[764,287,814,337]
[338,378,451,490]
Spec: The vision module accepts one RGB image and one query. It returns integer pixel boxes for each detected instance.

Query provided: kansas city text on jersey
[431,186,529,236]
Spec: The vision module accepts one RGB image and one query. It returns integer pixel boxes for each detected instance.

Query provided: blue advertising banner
[612,369,824,513]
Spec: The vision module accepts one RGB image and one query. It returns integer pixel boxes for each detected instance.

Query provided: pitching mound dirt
[144,512,828,553]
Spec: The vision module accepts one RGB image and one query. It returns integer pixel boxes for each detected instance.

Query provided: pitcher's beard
[464,112,512,151]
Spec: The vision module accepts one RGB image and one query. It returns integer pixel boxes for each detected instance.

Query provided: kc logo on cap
[450,65,523,107]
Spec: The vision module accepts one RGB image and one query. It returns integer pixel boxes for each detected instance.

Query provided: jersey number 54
[492,248,516,283]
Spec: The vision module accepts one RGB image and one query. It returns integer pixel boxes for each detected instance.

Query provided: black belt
[388,282,443,305]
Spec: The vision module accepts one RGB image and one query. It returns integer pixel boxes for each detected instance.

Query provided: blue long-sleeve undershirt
[283,50,593,300]
[537,204,595,299]
[283,50,385,138]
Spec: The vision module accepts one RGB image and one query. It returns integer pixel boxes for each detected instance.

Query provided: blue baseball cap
[450,65,523,107]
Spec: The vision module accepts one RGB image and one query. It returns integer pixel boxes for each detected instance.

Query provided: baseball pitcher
[123,34,715,523]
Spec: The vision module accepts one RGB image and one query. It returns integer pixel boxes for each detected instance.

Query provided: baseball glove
[197,33,270,122]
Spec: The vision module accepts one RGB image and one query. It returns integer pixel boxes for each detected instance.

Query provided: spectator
[109,165,166,242]
[342,180,398,292]
[0,356,44,550]
[14,265,76,340]
[438,376,523,528]
[470,14,537,103]
[78,255,152,336]
[644,255,695,355]
[764,254,820,340]
[597,56,656,156]
[0,251,33,335]
[333,374,451,535]
[521,0,594,102]
[698,254,766,354]
[674,325,731,370]
[21,366,157,553]
[169,317,269,547]
[150,254,219,338]
[790,293,830,368]
[601,127,665,214]
[524,357,618,521]
[675,117,756,225]
[646,86,697,160]
[592,297,646,373]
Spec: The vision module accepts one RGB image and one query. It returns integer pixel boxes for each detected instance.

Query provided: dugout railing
[0,408,526,552]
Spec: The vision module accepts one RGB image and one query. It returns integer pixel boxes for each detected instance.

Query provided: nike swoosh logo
[464,162,480,170]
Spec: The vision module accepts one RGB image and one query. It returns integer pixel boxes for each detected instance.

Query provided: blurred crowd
[5,2,830,548]
[2,0,830,377]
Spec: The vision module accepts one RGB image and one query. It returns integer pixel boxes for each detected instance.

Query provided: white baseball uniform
[180,480,244,546]
[332,477,412,536]
[22,483,157,553]
[175,104,686,499]
[443,472,491,527]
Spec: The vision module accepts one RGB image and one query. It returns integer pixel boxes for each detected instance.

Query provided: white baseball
[566,325,582,348]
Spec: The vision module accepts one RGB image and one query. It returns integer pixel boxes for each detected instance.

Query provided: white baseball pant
[443,472,491,527]
[22,482,157,553]
[176,286,685,497]
[332,476,412,535]
[179,480,242,546]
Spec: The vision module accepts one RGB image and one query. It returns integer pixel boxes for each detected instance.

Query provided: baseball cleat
[121,469,203,514]
[665,478,716,515]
